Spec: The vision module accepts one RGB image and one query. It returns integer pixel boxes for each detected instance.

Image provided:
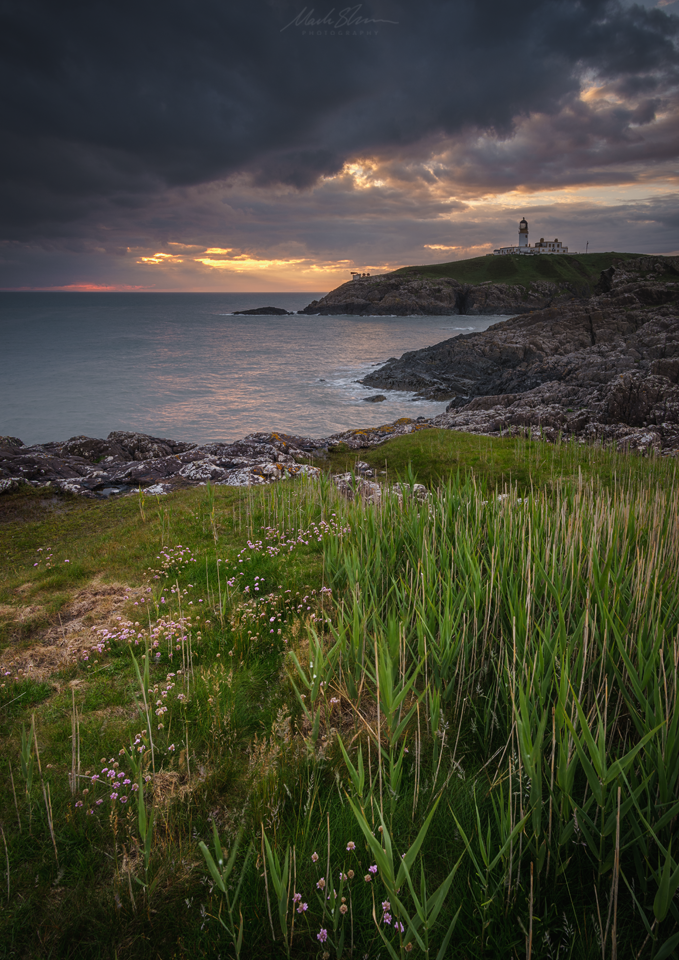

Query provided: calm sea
[0,292,502,446]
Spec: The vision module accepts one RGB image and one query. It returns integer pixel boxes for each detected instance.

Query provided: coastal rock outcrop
[300,256,677,317]
[301,274,568,316]
[0,420,438,498]
[362,275,679,452]
[0,431,322,498]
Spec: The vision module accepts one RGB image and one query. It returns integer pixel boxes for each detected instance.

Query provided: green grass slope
[391,250,650,290]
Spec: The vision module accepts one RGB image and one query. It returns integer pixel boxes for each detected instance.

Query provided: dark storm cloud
[1,0,677,243]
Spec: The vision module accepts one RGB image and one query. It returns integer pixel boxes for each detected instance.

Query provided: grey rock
[233,306,292,316]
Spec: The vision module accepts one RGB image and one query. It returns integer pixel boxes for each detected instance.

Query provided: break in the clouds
[0,0,677,290]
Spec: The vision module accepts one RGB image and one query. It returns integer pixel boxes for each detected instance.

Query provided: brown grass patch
[0,602,47,621]
[0,577,146,681]
[152,770,192,806]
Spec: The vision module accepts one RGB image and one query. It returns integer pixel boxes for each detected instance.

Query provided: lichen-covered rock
[332,473,428,504]
[0,432,320,498]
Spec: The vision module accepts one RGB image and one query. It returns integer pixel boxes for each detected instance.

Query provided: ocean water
[0,292,503,446]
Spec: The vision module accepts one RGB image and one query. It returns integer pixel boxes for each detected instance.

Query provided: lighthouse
[519,217,529,249]
[493,218,568,255]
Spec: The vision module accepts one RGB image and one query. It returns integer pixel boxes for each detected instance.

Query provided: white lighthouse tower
[493,218,568,255]
[519,217,529,249]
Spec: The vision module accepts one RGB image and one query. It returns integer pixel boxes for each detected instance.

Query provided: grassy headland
[392,251,653,292]
[1,431,678,959]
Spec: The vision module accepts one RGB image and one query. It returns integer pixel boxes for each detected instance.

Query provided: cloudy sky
[1,0,677,292]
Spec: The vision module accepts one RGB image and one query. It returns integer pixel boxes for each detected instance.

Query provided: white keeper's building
[494,218,568,256]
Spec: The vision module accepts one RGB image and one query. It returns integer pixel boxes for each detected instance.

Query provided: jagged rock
[0,430,321,498]
[363,395,386,402]
[356,277,679,452]
[362,281,679,399]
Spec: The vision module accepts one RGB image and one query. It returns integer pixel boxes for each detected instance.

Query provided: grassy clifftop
[392,250,647,289]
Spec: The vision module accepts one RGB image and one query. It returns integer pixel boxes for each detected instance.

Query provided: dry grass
[0,577,145,680]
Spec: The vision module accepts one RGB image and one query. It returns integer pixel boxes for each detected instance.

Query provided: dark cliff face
[299,276,464,316]
[361,280,679,400]
[359,275,679,452]
[299,256,678,317]
[297,274,573,316]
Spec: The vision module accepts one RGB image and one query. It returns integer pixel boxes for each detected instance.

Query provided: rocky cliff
[298,273,572,316]
[299,255,677,317]
[361,266,679,452]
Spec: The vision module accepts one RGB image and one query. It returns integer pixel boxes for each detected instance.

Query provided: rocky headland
[362,259,679,453]
[298,273,572,316]
[299,254,676,317]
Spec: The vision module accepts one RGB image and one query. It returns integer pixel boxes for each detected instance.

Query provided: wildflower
[364,874,372,883]
[395,921,405,933]
[339,872,348,881]
[382,901,391,912]
[95,798,104,806]
[369,864,378,874]
[317,877,326,890]
[311,851,319,863]
[347,870,354,879]
[340,903,348,915]
[346,841,356,851]
[292,893,302,903]
[405,943,413,952]
[296,902,308,913]
[75,800,83,808]
[383,913,392,925]
[110,792,118,800]
[120,796,128,803]
[317,929,328,943]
